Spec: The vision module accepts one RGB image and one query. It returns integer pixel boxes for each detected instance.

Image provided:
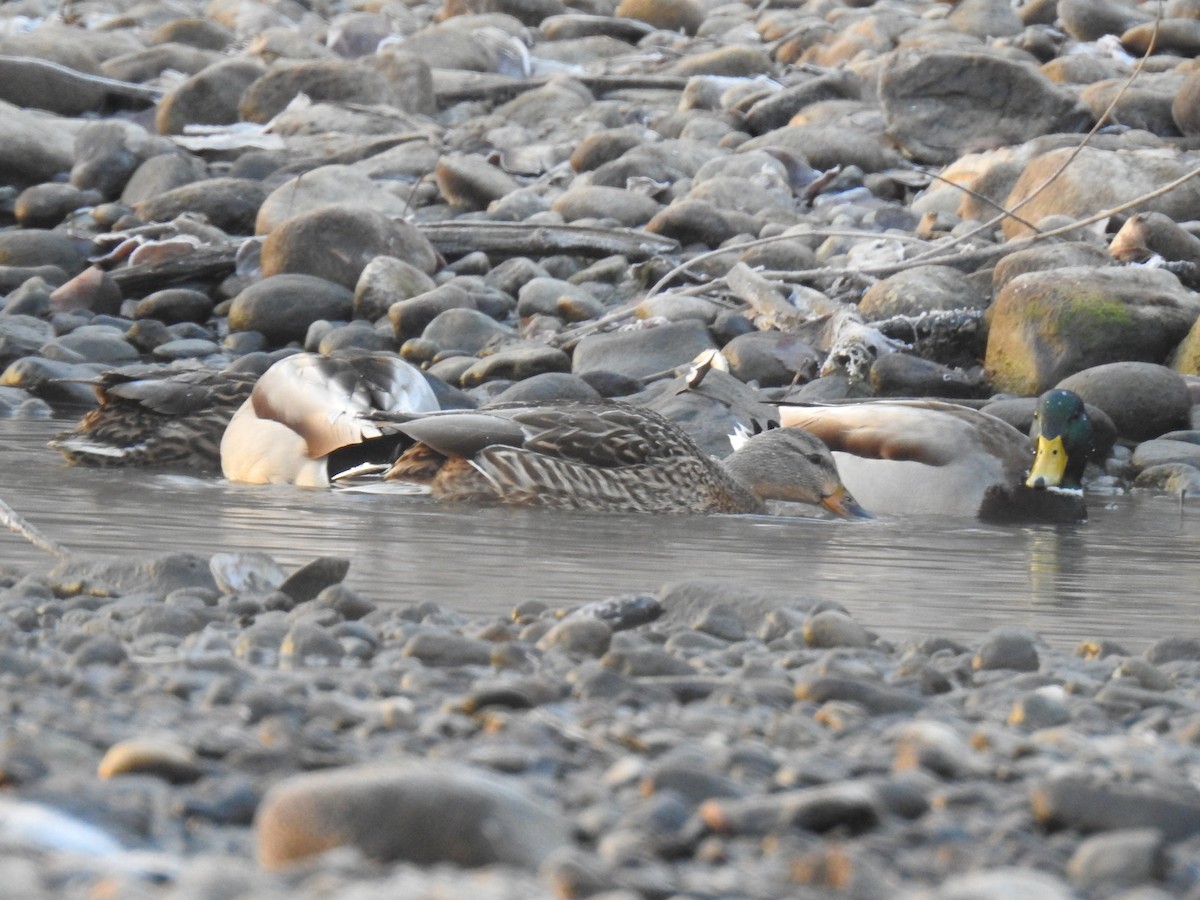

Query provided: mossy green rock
[1170,313,1200,375]
[985,266,1200,395]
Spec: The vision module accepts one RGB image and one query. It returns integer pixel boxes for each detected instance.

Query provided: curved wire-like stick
[0,496,70,559]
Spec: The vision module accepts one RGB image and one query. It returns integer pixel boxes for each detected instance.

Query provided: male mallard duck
[221,351,440,487]
[50,365,260,470]
[1026,389,1094,491]
[381,401,869,517]
[777,395,1091,522]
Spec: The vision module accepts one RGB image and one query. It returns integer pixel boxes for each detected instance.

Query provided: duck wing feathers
[391,403,694,468]
[96,368,254,417]
[779,400,1029,475]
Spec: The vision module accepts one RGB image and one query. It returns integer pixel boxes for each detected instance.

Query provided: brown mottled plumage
[50,366,259,470]
[383,402,868,517]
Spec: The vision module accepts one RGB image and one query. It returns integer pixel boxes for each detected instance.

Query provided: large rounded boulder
[985,266,1200,395]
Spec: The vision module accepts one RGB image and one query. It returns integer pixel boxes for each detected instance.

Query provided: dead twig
[0,497,70,559]
[899,8,1162,263]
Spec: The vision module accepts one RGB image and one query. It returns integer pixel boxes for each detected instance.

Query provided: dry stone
[879,50,1089,165]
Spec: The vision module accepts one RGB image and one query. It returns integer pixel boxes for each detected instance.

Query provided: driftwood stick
[0,496,70,559]
[107,221,679,297]
[416,221,680,261]
[434,72,693,104]
[109,243,241,295]
[0,55,164,103]
[724,262,807,330]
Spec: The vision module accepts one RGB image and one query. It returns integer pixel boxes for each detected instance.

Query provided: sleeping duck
[50,364,261,470]
[379,401,870,518]
[777,392,1096,522]
[220,351,440,487]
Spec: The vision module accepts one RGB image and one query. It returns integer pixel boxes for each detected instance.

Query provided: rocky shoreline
[1,0,1200,896]
[0,546,1199,899]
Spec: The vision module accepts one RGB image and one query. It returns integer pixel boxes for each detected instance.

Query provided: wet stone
[150,338,219,361]
[239,59,399,124]
[0,101,77,189]
[0,230,89,276]
[120,152,207,206]
[794,677,925,715]
[1008,690,1070,729]
[536,617,612,658]
[98,737,203,784]
[703,782,882,836]
[893,721,982,780]
[691,604,747,643]
[1032,773,1200,840]
[133,288,215,325]
[460,344,571,386]
[14,184,98,230]
[435,155,523,210]
[927,868,1075,900]
[1066,827,1166,892]
[135,177,269,235]
[354,256,437,323]
[156,58,266,135]
[601,647,695,678]
[422,306,514,354]
[132,604,208,639]
[573,320,716,382]
[281,623,344,665]
[255,763,571,869]
[261,205,438,289]
[278,557,351,604]
[491,372,600,403]
[404,631,493,667]
[389,284,477,343]
[69,634,128,667]
[1144,636,1200,665]
[803,610,872,649]
[228,275,354,346]
[973,629,1041,673]
[642,765,746,805]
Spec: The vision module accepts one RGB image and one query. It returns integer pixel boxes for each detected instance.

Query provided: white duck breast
[221,353,440,487]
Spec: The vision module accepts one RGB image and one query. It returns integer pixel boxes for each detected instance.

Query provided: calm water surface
[2,418,1197,651]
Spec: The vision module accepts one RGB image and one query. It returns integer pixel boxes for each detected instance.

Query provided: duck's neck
[715,456,769,514]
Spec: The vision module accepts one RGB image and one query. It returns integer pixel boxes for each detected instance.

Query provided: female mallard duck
[777,392,1095,522]
[379,401,870,517]
[50,364,260,470]
[221,351,440,487]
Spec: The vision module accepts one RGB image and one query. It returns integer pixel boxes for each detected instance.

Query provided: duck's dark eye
[807,453,824,466]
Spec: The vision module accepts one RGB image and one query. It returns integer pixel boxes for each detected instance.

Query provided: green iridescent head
[1026,389,1094,491]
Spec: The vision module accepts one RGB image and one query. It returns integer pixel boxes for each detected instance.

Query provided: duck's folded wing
[508,406,659,467]
[100,369,250,417]
[391,411,530,459]
[779,404,968,466]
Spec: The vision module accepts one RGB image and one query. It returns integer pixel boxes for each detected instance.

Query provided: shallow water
[2,417,1197,651]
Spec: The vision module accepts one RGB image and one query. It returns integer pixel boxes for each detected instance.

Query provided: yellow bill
[1026,435,1067,489]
